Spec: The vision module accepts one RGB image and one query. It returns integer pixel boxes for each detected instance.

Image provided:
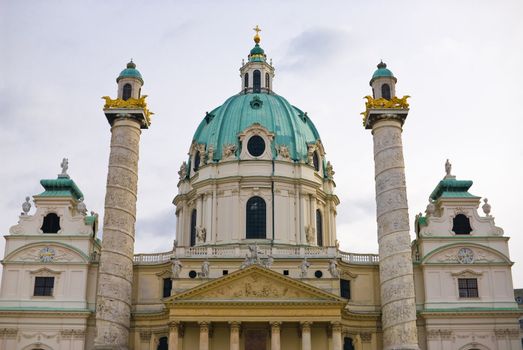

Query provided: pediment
[423,243,510,265]
[5,243,89,264]
[171,265,345,304]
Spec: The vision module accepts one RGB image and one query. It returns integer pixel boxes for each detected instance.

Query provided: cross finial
[253,25,261,44]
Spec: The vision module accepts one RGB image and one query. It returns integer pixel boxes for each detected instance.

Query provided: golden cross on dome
[253,25,261,44]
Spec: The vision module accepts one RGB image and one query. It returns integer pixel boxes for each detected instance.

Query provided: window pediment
[238,123,274,160]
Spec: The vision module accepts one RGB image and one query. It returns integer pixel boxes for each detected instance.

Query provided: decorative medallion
[457,248,474,264]
[40,247,56,263]
[250,96,263,110]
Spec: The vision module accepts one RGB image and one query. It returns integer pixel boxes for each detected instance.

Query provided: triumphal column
[94,61,153,349]
[362,61,419,350]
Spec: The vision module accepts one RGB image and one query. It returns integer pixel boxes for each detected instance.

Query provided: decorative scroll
[101,95,154,124]
[361,95,410,125]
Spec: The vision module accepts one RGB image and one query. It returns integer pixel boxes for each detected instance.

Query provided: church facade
[0,30,521,350]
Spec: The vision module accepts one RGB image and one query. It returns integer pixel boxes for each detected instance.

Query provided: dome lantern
[369,60,397,100]
[240,26,275,93]
[116,60,144,101]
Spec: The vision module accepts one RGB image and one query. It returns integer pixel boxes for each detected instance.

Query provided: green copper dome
[192,92,321,163]
[117,61,144,84]
[370,61,396,85]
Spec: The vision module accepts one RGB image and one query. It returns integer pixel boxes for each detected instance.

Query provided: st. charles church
[0,28,521,350]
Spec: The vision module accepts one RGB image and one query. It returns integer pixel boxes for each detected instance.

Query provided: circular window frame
[247,135,266,157]
[238,124,274,160]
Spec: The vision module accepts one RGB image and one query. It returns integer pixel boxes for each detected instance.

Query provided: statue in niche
[171,259,183,278]
[59,158,69,178]
[77,197,87,215]
[21,196,31,215]
[196,225,206,243]
[306,225,315,244]
[445,159,452,177]
[326,161,335,180]
[328,258,339,278]
[222,144,236,159]
[240,254,251,269]
[178,161,188,180]
[207,145,214,164]
[482,198,492,217]
[277,144,290,160]
[425,198,435,216]
[198,144,207,164]
[307,145,316,165]
[264,255,274,268]
[299,257,310,278]
[201,259,210,278]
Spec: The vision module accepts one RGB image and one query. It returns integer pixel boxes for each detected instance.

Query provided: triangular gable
[169,265,345,304]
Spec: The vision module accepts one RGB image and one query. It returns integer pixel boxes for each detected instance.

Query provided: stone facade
[0,40,521,350]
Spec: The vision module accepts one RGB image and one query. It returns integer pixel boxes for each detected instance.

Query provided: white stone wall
[175,158,338,247]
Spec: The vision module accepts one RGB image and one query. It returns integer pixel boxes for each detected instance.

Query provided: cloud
[278,27,349,72]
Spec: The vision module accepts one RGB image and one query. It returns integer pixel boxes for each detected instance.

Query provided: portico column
[300,321,312,350]
[199,321,209,350]
[270,321,281,350]
[331,322,342,350]
[169,322,180,350]
[229,321,241,350]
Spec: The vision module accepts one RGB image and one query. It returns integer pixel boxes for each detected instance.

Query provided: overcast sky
[1,1,522,288]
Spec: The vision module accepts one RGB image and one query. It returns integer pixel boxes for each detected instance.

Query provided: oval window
[247,135,265,157]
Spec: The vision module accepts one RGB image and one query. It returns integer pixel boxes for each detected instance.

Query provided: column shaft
[331,323,342,350]
[229,321,240,350]
[95,117,142,349]
[199,322,209,350]
[270,322,281,350]
[169,322,179,350]
[371,119,418,350]
[301,322,311,350]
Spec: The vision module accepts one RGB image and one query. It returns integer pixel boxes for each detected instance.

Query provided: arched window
[316,209,323,246]
[190,209,197,246]
[41,213,60,233]
[157,336,168,350]
[122,83,132,100]
[246,196,266,239]
[193,151,201,172]
[253,70,261,93]
[453,214,472,235]
[381,83,391,100]
[313,151,320,171]
[265,72,270,90]
[244,73,249,89]
[343,337,355,350]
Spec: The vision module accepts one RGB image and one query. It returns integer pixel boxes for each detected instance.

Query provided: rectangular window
[458,278,478,298]
[34,276,54,296]
[162,278,172,298]
[340,279,351,299]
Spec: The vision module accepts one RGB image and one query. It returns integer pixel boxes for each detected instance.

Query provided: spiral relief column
[363,62,419,350]
[95,62,152,349]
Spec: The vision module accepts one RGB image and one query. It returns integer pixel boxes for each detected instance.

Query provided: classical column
[229,321,241,350]
[270,321,281,350]
[331,322,342,350]
[300,321,312,350]
[95,117,142,349]
[366,114,419,349]
[169,322,180,350]
[199,321,209,350]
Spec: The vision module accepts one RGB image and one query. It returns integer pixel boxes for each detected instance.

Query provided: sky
[1,1,522,288]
